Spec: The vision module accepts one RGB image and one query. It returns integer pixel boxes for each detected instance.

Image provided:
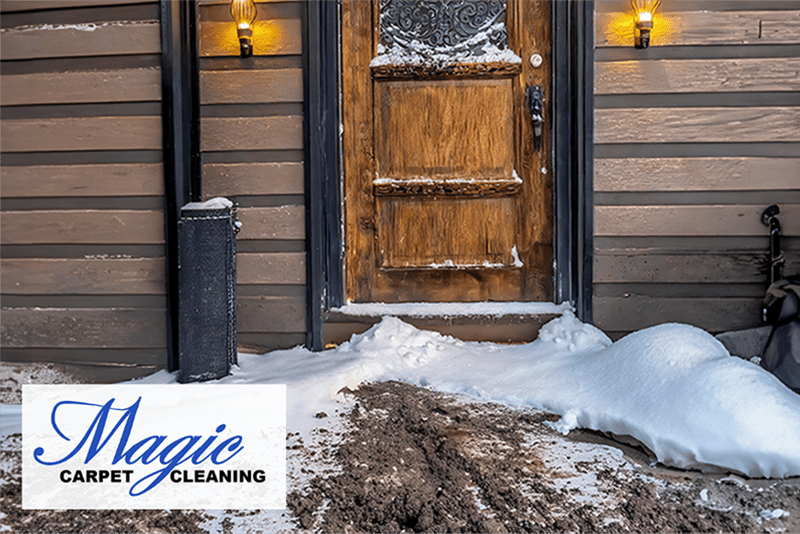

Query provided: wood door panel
[377,79,514,179]
[377,197,517,268]
[342,0,552,303]
[375,268,524,303]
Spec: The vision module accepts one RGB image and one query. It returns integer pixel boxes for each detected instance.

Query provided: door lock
[526,85,544,151]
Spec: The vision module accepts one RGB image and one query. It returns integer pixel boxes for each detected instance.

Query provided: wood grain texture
[371,62,522,79]
[0,1,155,11]
[373,177,521,197]
[199,19,301,57]
[0,21,161,60]
[1,116,162,152]
[203,162,304,197]
[595,58,800,95]
[595,107,800,144]
[596,10,800,47]
[342,0,376,302]
[373,268,524,303]
[201,116,303,151]
[199,0,297,4]
[237,252,305,285]
[1,68,162,106]
[1,210,164,244]
[236,206,305,240]
[376,79,514,179]
[1,258,165,294]
[594,250,800,284]
[594,158,800,192]
[593,296,762,333]
[1,163,164,197]
[594,205,800,237]
[200,69,302,104]
[516,0,553,302]
[377,197,517,268]
[342,0,552,303]
[0,348,165,368]
[237,296,306,333]
[0,308,167,348]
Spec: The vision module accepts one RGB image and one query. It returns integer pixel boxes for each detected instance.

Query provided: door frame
[304,0,594,351]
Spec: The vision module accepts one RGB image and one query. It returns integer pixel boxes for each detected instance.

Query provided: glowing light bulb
[631,0,661,48]
[231,0,257,57]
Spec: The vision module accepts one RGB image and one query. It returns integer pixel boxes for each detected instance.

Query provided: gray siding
[197,0,306,353]
[0,0,167,379]
[593,0,800,338]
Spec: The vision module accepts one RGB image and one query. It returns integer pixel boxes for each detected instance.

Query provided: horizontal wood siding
[595,9,800,47]
[1,210,164,244]
[593,1,800,337]
[595,107,800,144]
[201,116,303,151]
[2,117,163,152]
[0,2,166,376]
[1,164,164,197]
[200,69,303,104]
[0,21,161,60]
[595,205,800,237]
[199,20,302,57]
[595,58,800,94]
[203,162,304,197]
[1,258,165,294]
[595,158,800,192]
[198,1,306,353]
[1,68,162,106]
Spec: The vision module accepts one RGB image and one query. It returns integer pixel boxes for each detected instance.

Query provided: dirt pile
[288,381,798,533]
[2,371,799,533]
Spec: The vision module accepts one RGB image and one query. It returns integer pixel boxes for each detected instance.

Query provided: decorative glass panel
[372,0,520,67]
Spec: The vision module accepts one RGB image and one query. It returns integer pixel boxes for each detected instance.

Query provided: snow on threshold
[136,313,800,479]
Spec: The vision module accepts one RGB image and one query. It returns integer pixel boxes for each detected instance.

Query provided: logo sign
[23,384,285,510]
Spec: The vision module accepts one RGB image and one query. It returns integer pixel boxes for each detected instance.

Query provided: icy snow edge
[117,312,800,478]
[332,301,572,318]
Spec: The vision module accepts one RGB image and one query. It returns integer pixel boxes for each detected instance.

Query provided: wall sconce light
[231,0,257,57]
[631,0,661,49]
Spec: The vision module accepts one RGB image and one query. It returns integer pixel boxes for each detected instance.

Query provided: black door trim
[161,0,201,370]
[304,0,344,351]
[305,0,595,348]
[553,0,594,322]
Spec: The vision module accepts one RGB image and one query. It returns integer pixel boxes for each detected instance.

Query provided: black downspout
[304,0,342,351]
[161,0,201,371]
[574,0,594,324]
[552,0,594,323]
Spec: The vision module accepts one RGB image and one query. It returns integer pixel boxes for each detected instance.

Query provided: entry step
[323,302,571,346]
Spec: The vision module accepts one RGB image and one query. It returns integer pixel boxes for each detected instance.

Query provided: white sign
[23,384,285,510]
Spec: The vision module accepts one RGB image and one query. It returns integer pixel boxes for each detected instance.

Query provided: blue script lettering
[33,398,244,496]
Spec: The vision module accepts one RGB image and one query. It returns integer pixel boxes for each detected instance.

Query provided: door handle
[526,85,544,151]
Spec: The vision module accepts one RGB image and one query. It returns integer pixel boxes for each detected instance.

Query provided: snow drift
[133,313,800,479]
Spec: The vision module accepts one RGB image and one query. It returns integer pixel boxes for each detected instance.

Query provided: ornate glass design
[378,0,508,58]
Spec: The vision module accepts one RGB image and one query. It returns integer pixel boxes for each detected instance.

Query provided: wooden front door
[342,0,552,303]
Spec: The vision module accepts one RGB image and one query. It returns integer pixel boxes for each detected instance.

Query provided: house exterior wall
[592,0,800,339]
[2,1,798,374]
[0,0,168,380]
[197,0,306,353]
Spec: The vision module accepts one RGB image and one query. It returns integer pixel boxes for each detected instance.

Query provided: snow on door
[342,0,552,302]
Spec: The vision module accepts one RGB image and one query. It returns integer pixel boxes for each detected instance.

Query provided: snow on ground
[123,311,800,480]
[3,312,799,478]
[2,313,800,532]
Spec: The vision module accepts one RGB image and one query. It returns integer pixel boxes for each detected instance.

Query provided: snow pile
[181,197,233,211]
[133,313,800,478]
